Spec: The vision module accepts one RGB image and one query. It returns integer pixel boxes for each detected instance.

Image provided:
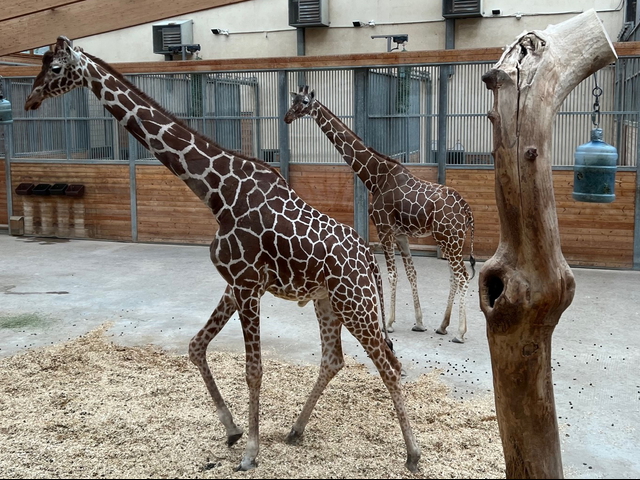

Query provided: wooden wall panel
[448,169,637,268]
[10,163,131,240]
[288,164,355,228]
[0,159,7,225]
[554,170,635,268]
[135,165,217,245]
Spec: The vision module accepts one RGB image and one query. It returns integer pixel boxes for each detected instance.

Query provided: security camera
[211,28,229,35]
[353,21,363,27]
[392,35,408,44]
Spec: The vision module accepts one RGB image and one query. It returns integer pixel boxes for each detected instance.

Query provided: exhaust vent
[152,20,194,55]
[442,0,482,19]
[289,0,330,28]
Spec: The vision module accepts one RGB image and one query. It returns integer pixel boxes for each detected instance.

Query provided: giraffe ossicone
[285,85,476,343]
[25,36,420,473]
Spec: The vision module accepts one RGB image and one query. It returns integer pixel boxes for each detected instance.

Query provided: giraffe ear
[309,90,315,100]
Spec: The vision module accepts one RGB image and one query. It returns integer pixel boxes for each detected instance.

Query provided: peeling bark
[479,10,617,479]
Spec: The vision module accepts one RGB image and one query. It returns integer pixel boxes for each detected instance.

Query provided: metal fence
[1,59,638,169]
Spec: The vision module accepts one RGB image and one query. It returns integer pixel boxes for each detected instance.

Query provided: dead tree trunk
[479,10,617,479]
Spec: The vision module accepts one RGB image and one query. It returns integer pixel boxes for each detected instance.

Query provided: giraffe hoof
[452,337,465,344]
[411,325,427,332]
[227,432,243,447]
[235,459,257,471]
[405,454,420,473]
[386,325,395,333]
[435,328,447,335]
[285,428,303,445]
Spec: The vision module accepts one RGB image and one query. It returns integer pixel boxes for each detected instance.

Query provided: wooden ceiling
[0,0,250,57]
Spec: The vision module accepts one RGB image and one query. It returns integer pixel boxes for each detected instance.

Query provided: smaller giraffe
[25,38,420,473]
[285,86,476,343]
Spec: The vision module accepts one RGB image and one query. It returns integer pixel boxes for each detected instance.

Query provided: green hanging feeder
[572,75,617,203]
[0,97,12,124]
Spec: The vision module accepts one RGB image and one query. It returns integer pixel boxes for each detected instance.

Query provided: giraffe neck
[78,52,283,216]
[313,102,388,191]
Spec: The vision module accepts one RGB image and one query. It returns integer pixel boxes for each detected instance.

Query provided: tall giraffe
[25,37,420,473]
[284,86,476,343]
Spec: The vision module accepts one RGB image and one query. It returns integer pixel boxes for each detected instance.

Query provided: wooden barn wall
[9,163,131,241]
[4,162,636,269]
[135,165,217,245]
[447,169,637,269]
[554,170,636,268]
[0,159,6,225]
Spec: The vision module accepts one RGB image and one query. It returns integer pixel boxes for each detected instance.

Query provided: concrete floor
[1,233,639,479]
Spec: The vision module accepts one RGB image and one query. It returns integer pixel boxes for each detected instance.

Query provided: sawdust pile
[0,325,505,479]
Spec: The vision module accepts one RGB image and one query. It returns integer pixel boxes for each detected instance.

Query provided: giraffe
[284,86,476,343]
[25,37,421,473]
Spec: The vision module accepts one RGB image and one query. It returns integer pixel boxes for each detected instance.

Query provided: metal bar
[4,122,12,221]
[128,130,138,242]
[353,67,369,241]
[277,70,290,183]
[437,65,449,184]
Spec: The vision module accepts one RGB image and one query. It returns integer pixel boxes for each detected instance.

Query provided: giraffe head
[25,36,86,111]
[283,85,318,124]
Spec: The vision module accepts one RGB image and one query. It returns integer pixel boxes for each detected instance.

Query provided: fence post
[635,116,640,270]
[128,131,138,242]
[278,70,290,183]
[436,64,450,185]
[353,67,370,242]
[1,77,14,226]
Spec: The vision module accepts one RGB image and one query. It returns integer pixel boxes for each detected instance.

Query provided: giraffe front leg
[189,287,244,447]
[380,235,399,333]
[286,297,344,444]
[396,235,425,332]
[235,294,264,471]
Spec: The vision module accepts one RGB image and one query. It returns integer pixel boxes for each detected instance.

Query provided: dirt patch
[0,324,505,478]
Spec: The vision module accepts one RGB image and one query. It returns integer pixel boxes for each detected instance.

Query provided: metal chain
[591,73,602,128]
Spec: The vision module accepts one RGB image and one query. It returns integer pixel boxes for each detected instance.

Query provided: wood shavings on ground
[0,324,505,478]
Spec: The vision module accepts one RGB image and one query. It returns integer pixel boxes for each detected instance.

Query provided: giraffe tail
[467,205,476,280]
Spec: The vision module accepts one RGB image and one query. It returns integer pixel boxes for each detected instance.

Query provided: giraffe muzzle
[24,95,43,111]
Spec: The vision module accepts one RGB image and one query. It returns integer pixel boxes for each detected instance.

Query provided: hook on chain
[591,73,602,128]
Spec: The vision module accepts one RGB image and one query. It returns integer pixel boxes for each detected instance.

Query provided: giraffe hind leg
[451,254,470,344]
[342,315,421,472]
[436,255,458,337]
[436,251,469,343]
[286,297,344,444]
[189,286,244,446]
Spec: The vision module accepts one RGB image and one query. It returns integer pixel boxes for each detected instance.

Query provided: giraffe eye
[51,65,62,74]
[302,98,309,105]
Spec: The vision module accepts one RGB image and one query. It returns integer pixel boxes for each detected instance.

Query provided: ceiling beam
[1,1,82,22]
[0,0,250,56]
